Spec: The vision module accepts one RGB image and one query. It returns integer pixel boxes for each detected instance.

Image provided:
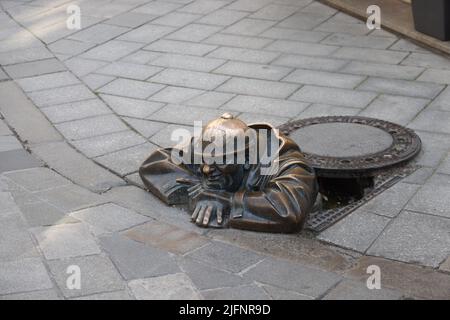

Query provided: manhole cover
[279,116,422,178]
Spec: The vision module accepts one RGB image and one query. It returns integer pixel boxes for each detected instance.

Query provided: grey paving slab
[0,68,6,81]
[314,21,371,35]
[414,131,450,167]
[277,12,331,30]
[121,50,162,65]
[70,203,149,236]
[0,135,22,152]
[409,110,450,135]
[150,68,229,90]
[318,209,391,253]
[152,12,201,27]
[72,290,133,300]
[187,241,264,273]
[28,84,96,108]
[128,273,202,300]
[283,69,365,89]
[217,77,299,99]
[0,120,11,136]
[149,86,204,104]
[243,257,341,298]
[186,91,235,108]
[290,85,377,108]
[265,40,338,56]
[64,58,108,77]
[47,39,96,56]
[437,153,450,175]
[260,27,328,43]
[95,143,156,176]
[271,54,348,72]
[167,23,222,42]
[225,0,273,12]
[48,255,125,298]
[262,285,314,300]
[4,167,69,192]
[15,71,79,92]
[401,52,450,70]
[96,62,162,80]
[429,87,450,112]
[240,112,291,127]
[144,39,218,56]
[55,114,128,141]
[0,150,42,174]
[204,33,273,49]
[132,1,183,15]
[100,94,164,118]
[105,12,157,28]
[341,61,424,80]
[80,40,144,62]
[359,94,429,125]
[403,167,435,185]
[250,4,301,20]
[69,23,130,44]
[223,18,275,36]
[150,53,226,72]
[223,95,309,117]
[322,33,396,49]
[147,104,227,125]
[323,279,402,300]
[0,258,53,295]
[388,39,429,53]
[332,47,408,64]
[207,47,280,64]
[41,99,112,124]
[0,46,53,66]
[117,24,175,43]
[368,210,450,267]
[202,284,271,300]
[4,58,65,79]
[30,223,101,260]
[198,9,248,26]
[214,61,292,81]
[180,0,228,14]
[358,78,444,99]
[99,233,180,280]
[297,103,360,118]
[72,130,146,158]
[417,69,450,84]
[123,118,167,138]
[0,289,61,300]
[19,201,78,227]
[98,78,165,99]
[149,123,193,147]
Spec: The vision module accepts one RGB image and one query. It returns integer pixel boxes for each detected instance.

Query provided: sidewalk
[0,0,449,299]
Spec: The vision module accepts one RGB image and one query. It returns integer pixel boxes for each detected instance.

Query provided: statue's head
[194,113,255,191]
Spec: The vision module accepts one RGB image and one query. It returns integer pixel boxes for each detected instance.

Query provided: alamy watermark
[366,265,381,290]
[367,5,381,30]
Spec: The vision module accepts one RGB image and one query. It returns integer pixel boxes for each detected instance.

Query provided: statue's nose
[202,164,215,175]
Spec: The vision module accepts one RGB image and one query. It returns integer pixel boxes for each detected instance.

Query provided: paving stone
[318,209,390,253]
[167,23,222,42]
[314,21,371,35]
[198,9,248,26]
[428,86,450,112]
[403,167,435,185]
[271,54,348,72]
[437,153,450,175]
[0,135,22,152]
[414,131,450,168]
[73,290,133,300]
[15,71,79,92]
[223,95,308,117]
[150,53,226,72]
[0,46,52,65]
[0,150,42,174]
[129,273,202,300]
[265,40,338,56]
[283,69,365,89]
[333,47,408,64]
[0,68,7,81]
[4,58,66,79]
[290,85,377,108]
[368,210,450,267]
[262,285,314,300]
[277,12,331,30]
[4,167,69,192]
[95,143,156,176]
[207,46,279,64]
[0,120,11,136]
[28,84,96,107]
[30,223,101,260]
[149,123,193,147]
[409,110,450,135]
[238,112,290,127]
[187,241,264,273]
[322,33,396,49]
[100,94,164,118]
[124,220,209,255]
[149,86,204,104]
[117,24,175,43]
[80,40,144,62]
[223,18,275,36]
[358,78,444,99]
[214,61,292,81]
[180,0,228,14]
[69,23,129,44]
[186,91,235,108]
[323,279,402,300]
[99,233,180,280]
[297,103,359,118]
[64,58,108,77]
[202,284,270,300]
[341,61,424,80]
[0,191,16,214]
[55,114,128,141]
[121,50,162,64]
[98,78,165,99]
[401,52,450,70]
[359,94,429,125]
[133,1,183,15]
[260,27,328,43]
[144,39,217,56]
[417,68,450,84]
[243,257,341,297]
[72,130,146,158]
[0,258,53,295]
[301,1,337,15]
[218,77,299,99]
[0,289,61,300]
[70,203,149,236]
[150,68,229,90]
[105,12,157,28]
[250,4,300,20]
[123,118,167,138]
[96,62,162,80]
[41,99,112,124]
[48,255,125,298]
[148,104,226,125]
[19,201,77,227]
[152,12,201,27]
[204,33,273,49]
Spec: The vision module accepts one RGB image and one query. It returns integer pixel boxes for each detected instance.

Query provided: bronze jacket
[139,123,318,233]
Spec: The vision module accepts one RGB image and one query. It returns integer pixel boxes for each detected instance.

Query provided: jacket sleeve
[229,155,318,233]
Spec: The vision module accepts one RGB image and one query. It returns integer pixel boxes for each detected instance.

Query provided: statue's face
[200,163,243,191]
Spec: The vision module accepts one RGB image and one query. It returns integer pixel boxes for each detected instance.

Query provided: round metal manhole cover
[279,116,422,177]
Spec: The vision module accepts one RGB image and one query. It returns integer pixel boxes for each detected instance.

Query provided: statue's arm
[229,163,318,233]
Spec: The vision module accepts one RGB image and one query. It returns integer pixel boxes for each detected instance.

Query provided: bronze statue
[139,113,318,233]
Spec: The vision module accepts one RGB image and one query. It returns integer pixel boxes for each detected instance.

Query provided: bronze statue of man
[139,113,318,233]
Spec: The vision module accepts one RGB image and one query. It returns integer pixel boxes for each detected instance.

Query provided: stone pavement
[0,0,449,299]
